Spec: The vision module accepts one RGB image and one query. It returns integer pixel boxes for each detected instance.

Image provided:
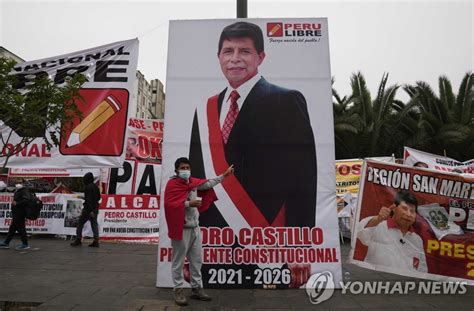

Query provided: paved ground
[0,234,473,311]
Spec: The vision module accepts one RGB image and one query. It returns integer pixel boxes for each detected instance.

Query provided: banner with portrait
[350,160,474,284]
[404,147,474,174]
[0,39,139,169]
[157,18,341,289]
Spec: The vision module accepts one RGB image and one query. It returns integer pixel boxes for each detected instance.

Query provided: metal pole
[237,0,247,18]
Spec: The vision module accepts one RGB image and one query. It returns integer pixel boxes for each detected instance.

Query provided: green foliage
[334,72,403,158]
[0,57,86,168]
[333,72,473,161]
[403,72,473,161]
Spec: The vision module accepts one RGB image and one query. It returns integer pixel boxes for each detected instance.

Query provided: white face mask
[15,184,23,190]
[178,170,191,180]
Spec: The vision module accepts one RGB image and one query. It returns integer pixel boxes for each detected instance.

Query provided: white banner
[108,159,162,195]
[1,193,82,235]
[0,192,159,243]
[404,147,474,174]
[157,19,341,289]
[100,194,159,242]
[1,39,139,168]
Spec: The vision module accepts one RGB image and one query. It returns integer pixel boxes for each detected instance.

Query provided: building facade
[132,71,152,119]
[150,79,165,119]
[132,71,165,119]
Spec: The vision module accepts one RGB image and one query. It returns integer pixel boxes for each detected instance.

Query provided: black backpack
[26,194,43,220]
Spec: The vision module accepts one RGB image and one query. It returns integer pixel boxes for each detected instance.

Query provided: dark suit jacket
[190,77,317,228]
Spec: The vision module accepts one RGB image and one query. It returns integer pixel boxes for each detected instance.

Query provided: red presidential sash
[206,95,285,227]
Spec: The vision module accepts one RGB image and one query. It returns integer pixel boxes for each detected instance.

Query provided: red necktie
[222,90,240,144]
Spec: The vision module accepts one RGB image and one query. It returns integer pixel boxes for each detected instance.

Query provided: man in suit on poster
[189,21,317,287]
[190,21,317,228]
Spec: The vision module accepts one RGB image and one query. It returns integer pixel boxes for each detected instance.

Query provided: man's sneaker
[174,288,188,306]
[88,240,99,248]
[0,242,9,249]
[70,239,82,247]
[191,288,212,301]
[15,244,30,250]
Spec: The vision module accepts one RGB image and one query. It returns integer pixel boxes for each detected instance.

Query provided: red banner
[350,160,474,284]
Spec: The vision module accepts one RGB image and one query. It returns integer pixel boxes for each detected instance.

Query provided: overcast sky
[1,0,472,99]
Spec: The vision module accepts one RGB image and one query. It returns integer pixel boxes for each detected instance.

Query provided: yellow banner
[336,160,362,194]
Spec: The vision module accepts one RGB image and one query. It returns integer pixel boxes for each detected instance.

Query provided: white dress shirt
[357,216,428,273]
[219,74,262,128]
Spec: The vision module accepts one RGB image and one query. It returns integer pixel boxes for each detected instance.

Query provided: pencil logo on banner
[59,88,129,156]
[266,21,322,42]
[66,95,121,147]
[267,23,283,37]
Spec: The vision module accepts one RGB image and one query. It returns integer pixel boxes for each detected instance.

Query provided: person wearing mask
[164,157,233,306]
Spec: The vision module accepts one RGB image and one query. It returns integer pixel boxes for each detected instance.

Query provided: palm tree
[403,72,473,161]
[335,72,404,158]
[333,80,360,159]
[333,72,473,160]
[452,72,474,160]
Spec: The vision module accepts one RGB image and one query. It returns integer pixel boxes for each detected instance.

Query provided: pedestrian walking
[70,172,101,247]
[0,181,32,250]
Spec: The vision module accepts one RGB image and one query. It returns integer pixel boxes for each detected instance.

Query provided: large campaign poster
[350,160,474,284]
[157,19,341,289]
[0,39,139,169]
[404,147,474,174]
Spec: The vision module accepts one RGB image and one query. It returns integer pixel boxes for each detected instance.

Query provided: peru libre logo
[267,22,322,37]
[267,23,284,37]
[306,271,335,304]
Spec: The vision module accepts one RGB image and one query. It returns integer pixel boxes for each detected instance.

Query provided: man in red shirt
[164,157,233,306]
